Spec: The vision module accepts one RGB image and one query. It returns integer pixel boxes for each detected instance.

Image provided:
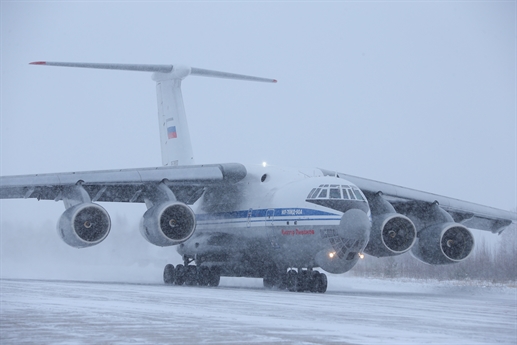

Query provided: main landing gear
[163,264,220,287]
[264,269,327,293]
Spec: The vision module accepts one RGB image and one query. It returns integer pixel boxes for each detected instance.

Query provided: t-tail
[30,61,277,166]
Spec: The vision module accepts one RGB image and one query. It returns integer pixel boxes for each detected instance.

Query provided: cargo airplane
[1,62,515,293]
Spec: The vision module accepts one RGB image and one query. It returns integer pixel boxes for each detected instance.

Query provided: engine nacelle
[57,203,111,248]
[411,222,474,264]
[140,202,196,247]
[364,213,416,257]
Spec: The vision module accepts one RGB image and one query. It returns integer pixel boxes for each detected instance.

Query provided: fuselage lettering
[320,228,338,239]
[281,229,314,236]
[281,209,303,216]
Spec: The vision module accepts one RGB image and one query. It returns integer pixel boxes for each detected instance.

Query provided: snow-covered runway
[1,276,515,344]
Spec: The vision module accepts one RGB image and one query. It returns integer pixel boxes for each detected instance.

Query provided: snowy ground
[1,225,515,344]
[1,274,515,345]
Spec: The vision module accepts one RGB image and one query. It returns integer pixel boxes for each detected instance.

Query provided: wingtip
[29,61,46,65]
[273,79,278,83]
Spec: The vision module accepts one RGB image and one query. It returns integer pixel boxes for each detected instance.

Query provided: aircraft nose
[338,208,371,244]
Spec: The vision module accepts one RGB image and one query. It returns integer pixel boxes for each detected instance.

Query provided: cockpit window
[309,188,321,199]
[342,188,350,199]
[318,189,328,198]
[352,187,365,201]
[329,188,341,199]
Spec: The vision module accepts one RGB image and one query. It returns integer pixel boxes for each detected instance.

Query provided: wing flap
[0,163,246,204]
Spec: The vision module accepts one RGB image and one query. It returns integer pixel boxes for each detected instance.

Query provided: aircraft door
[265,209,275,227]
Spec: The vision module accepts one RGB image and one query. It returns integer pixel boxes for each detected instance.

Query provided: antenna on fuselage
[30,61,277,166]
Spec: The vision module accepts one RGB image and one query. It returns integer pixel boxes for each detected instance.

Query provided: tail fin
[30,61,276,166]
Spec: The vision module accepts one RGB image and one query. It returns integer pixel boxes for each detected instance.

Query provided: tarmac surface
[1,276,515,344]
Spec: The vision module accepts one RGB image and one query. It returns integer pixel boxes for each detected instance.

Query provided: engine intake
[57,203,111,248]
[412,222,474,264]
[364,213,416,257]
[140,202,196,246]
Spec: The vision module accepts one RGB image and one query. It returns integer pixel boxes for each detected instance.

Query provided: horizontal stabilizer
[30,61,173,73]
[29,61,277,83]
[191,67,277,83]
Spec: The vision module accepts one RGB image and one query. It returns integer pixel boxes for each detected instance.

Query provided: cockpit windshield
[307,184,366,201]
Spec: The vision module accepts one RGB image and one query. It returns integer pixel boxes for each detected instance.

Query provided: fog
[1,2,515,279]
[1,216,511,283]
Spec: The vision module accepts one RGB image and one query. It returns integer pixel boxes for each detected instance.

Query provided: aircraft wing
[321,169,516,234]
[0,163,247,205]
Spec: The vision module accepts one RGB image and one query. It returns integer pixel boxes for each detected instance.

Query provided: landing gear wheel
[163,264,175,284]
[208,267,220,287]
[197,266,210,286]
[175,264,186,285]
[287,270,298,292]
[297,270,309,292]
[309,271,321,293]
[185,265,198,286]
[317,273,328,293]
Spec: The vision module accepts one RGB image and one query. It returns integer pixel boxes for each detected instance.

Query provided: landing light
[328,251,336,259]
[262,162,267,167]
[358,253,365,259]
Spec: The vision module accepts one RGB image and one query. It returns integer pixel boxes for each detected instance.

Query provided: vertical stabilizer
[152,67,194,166]
[30,61,276,166]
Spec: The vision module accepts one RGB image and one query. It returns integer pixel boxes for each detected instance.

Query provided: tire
[309,271,321,293]
[163,264,175,284]
[175,264,186,285]
[208,267,220,287]
[185,265,198,286]
[297,270,309,292]
[198,266,210,286]
[317,273,328,293]
[287,270,298,292]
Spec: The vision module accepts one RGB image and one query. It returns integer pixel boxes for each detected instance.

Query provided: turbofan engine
[364,213,416,257]
[411,223,474,264]
[139,201,196,246]
[57,203,111,248]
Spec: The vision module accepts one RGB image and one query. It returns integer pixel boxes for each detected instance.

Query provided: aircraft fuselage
[178,165,372,278]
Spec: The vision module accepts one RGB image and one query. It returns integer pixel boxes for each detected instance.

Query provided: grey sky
[1,1,515,232]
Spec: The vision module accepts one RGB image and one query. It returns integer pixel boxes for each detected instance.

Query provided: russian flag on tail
[167,126,177,139]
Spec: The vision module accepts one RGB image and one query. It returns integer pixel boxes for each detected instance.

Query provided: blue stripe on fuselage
[196,207,340,222]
